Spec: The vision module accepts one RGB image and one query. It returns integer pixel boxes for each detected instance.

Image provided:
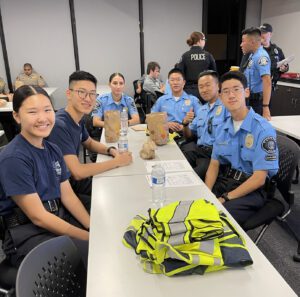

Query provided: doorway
[202,0,247,75]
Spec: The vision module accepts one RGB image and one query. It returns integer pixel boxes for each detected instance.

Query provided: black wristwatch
[182,121,189,127]
[262,104,269,107]
[221,192,230,202]
[107,146,117,156]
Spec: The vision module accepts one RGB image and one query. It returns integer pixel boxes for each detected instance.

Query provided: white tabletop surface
[87,174,296,297]
[97,126,189,177]
[270,115,300,140]
[0,87,57,113]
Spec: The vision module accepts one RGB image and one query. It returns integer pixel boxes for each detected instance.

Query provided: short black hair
[69,71,97,87]
[198,70,219,82]
[242,27,261,37]
[168,68,185,80]
[109,72,125,83]
[220,71,248,89]
[146,62,160,74]
[13,85,51,112]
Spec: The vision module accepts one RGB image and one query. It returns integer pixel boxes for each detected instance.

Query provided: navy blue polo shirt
[48,109,89,156]
[0,135,70,215]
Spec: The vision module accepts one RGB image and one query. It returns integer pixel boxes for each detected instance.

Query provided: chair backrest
[16,236,87,297]
[275,134,300,205]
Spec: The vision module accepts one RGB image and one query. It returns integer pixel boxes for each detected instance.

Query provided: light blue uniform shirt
[92,93,138,119]
[243,46,271,93]
[151,91,201,123]
[212,108,278,178]
[189,99,230,146]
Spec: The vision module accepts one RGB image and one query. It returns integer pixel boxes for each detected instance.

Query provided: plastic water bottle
[151,164,166,205]
[118,131,128,153]
[120,107,128,134]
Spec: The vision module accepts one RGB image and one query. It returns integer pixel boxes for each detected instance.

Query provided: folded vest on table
[123,199,253,276]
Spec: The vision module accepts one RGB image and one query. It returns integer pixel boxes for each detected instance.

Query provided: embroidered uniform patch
[258,56,269,66]
[261,136,276,154]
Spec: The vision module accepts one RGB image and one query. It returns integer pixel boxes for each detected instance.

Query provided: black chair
[15,236,87,297]
[242,134,300,246]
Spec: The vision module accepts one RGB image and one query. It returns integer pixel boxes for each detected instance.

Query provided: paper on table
[146,160,191,173]
[130,124,147,132]
[277,55,295,68]
[146,171,203,188]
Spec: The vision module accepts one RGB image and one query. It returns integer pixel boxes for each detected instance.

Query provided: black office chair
[15,236,87,297]
[242,134,300,246]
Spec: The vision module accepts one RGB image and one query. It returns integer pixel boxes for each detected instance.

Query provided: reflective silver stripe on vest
[199,240,214,255]
[169,200,193,223]
[168,233,185,246]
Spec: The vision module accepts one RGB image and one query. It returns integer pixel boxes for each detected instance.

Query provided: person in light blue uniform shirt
[205,71,278,225]
[92,72,140,129]
[151,68,201,133]
[181,70,230,179]
[240,27,272,120]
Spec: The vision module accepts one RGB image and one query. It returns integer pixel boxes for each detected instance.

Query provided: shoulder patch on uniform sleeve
[274,48,278,54]
[258,56,269,66]
[261,136,276,154]
[265,155,277,161]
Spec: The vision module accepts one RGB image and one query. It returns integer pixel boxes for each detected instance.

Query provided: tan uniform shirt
[0,77,9,94]
[15,72,46,88]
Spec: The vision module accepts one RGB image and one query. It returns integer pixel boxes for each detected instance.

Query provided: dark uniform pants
[2,205,88,268]
[212,173,266,225]
[247,93,263,115]
[181,141,212,180]
[70,176,92,213]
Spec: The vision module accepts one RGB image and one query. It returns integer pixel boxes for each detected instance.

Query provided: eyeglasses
[70,89,98,100]
[221,86,244,96]
[207,117,213,134]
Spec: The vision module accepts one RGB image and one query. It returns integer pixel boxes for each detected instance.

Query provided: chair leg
[293,242,300,262]
[292,165,299,184]
[254,224,270,245]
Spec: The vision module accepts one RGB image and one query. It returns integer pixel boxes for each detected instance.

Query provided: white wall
[143,0,203,81]
[74,0,140,96]
[1,0,75,109]
[262,0,300,72]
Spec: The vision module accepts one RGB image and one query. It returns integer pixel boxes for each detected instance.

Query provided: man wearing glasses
[48,71,132,211]
[181,70,229,180]
[205,71,278,225]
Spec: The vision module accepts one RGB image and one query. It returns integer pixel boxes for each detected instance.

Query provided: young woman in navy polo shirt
[0,85,89,267]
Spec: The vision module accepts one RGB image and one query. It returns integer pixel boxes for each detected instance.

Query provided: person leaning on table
[205,71,279,225]
[47,71,132,212]
[0,85,89,268]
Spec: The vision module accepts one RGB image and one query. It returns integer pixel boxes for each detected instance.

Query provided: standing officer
[14,63,46,89]
[176,31,217,102]
[205,71,278,225]
[260,23,289,90]
[181,70,229,180]
[151,68,201,133]
[240,27,272,120]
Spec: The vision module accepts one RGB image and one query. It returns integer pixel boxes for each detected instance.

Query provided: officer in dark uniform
[260,23,289,90]
[240,27,272,120]
[205,71,278,225]
[176,31,217,103]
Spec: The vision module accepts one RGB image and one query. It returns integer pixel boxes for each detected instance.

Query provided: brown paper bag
[146,112,169,146]
[104,110,120,143]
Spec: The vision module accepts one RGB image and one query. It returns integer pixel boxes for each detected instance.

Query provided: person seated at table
[181,70,229,180]
[205,71,279,225]
[151,68,201,133]
[143,61,165,98]
[14,63,46,89]
[48,71,132,211]
[0,76,13,102]
[0,85,89,268]
[92,72,140,129]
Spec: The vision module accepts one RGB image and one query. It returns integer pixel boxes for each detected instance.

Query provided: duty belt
[2,199,61,229]
[225,167,251,182]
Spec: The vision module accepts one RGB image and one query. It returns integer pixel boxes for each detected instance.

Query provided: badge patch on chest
[215,105,222,116]
[184,99,191,106]
[258,56,269,66]
[261,136,276,154]
[274,48,278,54]
[245,134,254,148]
[248,60,253,68]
